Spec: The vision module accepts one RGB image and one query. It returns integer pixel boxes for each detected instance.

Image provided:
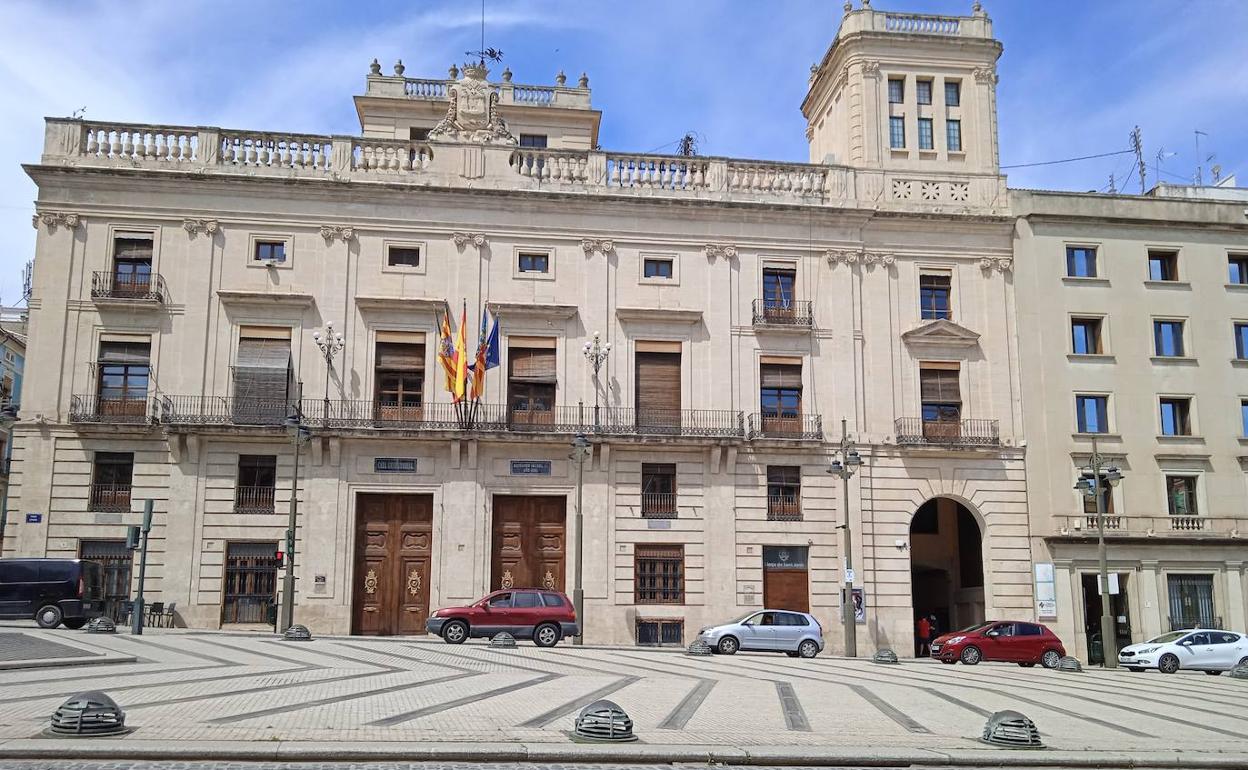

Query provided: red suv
[426,589,578,647]
[931,620,1066,668]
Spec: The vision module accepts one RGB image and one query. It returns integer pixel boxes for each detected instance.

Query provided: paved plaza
[0,625,1246,765]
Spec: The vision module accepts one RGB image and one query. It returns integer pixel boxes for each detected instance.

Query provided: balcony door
[508,341,556,427]
[233,327,293,425]
[97,338,150,418]
[635,343,681,433]
[112,233,153,298]
[760,361,802,435]
[374,334,425,425]
[919,363,961,441]
[762,267,797,321]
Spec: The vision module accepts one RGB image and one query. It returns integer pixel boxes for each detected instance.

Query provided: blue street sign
[24,513,42,523]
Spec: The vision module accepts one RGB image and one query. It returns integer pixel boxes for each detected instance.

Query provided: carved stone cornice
[451,232,487,250]
[973,66,998,85]
[580,238,615,256]
[861,60,881,78]
[704,243,738,262]
[182,218,219,237]
[319,225,356,242]
[979,257,1013,273]
[32,211,81,232]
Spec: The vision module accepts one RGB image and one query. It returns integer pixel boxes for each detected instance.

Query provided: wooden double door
[352,493,433,635]
[491,496,566,592]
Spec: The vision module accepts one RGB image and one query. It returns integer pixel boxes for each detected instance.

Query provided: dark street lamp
[570,433,592,644]
[1075,436,1123,668]
[826,417,863,657]
[312,322,344,421]
[582,332,611,428]
[280,406,312,632]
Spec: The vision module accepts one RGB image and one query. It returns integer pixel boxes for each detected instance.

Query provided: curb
[0,655,137,672]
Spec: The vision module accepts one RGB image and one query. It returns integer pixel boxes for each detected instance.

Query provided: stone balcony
[1059,514,1244,540]
[36,118,1009,214]
[836,4,995,41]
[364,67,593,111]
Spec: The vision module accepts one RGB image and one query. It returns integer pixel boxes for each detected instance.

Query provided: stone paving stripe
[255,639,394,669]
[103,635,241,666]
[206,669,479,724]
[848,683,931,734]
[518,674,641,728]
[124,666,330,710]
[594,649,767,681]
[336,642,475,673]
[368,672,560,726]
[918,685,993,717]
[405,643,568,676]
[773,681,810,732]
[0,633,99,662]
[0,664,294,706]
[657,677,717,730]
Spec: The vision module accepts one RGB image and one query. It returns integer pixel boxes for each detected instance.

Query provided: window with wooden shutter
[96,340,150,417]
[112,234,153,298]
[635,545,684,604]
[920,363,961,440]
[374,337,425,422]
[635,351,680,431]
[508,345,556,425]
[233,331,293,424]
[760,362,802,434]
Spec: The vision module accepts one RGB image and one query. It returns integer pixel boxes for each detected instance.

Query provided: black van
[0,558,106,629]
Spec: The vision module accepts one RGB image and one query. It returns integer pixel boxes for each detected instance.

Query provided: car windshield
[730,612,757,624]
[1146,631,1187,644]
[956,622,993,634]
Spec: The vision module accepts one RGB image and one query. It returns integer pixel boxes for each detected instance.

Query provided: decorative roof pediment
[901,319,980,348]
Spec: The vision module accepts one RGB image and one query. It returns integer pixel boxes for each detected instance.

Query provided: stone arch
[907,495,989,655]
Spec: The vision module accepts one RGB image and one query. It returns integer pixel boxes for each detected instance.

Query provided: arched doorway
[909,497,985,654]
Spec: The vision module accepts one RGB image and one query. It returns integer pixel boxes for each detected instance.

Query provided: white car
[696,609,825,658]
[1118,629,1248,674]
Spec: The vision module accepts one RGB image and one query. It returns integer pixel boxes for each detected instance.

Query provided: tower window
[888,78,904,104]
[889,116,906,149]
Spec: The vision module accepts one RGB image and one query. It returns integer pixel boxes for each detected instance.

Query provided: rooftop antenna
[1194,129,1207,185]
[1154,147,1176,184]
[465,0,503,66]
[1130,126,1146,194]
[1107,172,1116,194]
[71,106,86,119]
[677,132,702,157]
[21,260,33,305]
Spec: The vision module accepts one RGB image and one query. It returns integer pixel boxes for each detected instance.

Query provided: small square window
[916,80,933,105]
[1066,246,1097,278]
[644,258,673,279]
[1148,250,1178,281]
[1159,397,1191,436]
[888,78,904,104]
[387,245,421,268]
[1154,320,1185,357]
[1076,395,1108,433]
[1230,255,1248,285]
[1071,317,1103,354]
[254,241,286,263]
[519,134,548,148]
[945,81,961,106]
[918,118,934,150]
[1235,323,1248,359]
[889,116,906,149]
[410,127,431,141]
[946,119,962,151]
[518,252,550,274]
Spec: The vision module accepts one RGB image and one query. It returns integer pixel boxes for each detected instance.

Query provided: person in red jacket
[916,615,932,657]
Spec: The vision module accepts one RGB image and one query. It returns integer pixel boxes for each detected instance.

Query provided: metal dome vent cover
[981,710,1043,748]
[1057,656,1083,672]
[85,616,116,634]
[48,691,128,736]
[1230,663,1248,680]
[687,639,712,656]
[490,632,517,648]
[282,624,312,641]
[573,699,637,742]
[872,648,900,664]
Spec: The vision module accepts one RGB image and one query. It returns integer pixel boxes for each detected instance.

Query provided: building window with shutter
[374,334,425,423]
[518,251,550,274]
[635,343,681,431]
[920,363,961,439]
[635,618,684,646]
[760,362,802,435]
[635,545,684,604]
[508,341,556,425]
[641,463,677,518]
[767,465,801,521]
[233,327,294,425]
[386,245,421,269]
[90,452,133,512]
[97,339,150,418]
[253,240,287,264]
[762,267,797,321]
[111,233,153,298]
[235,455,277,514]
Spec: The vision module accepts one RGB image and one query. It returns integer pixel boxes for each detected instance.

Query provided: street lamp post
[312,322,345,422]
[826,417,863,657]
[1074,436,1123,668]
[570,433,592,644]
[0,403,18,554]
[581,332,611,429]
[280,406,312,632]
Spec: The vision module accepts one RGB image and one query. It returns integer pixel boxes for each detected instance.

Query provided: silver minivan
[697,609,825,658]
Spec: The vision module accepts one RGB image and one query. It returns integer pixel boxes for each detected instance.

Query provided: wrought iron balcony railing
[234,485,276,514]
[894,417,1000,447]
[89,483,132,513]
[767,495,802,521]
[160,395,292,426]
[91,271,167,303]
[748,413,823,440]
[70,395,151,424]
[640,492,678,519]
[752,299,814,327]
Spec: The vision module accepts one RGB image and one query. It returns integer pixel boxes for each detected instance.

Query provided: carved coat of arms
[428,63,516,145]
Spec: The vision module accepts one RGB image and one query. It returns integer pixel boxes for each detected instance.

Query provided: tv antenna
[1194,129,1209,185]
[1154,147,1176,183]
[465,0,503,66]
[1129,126,1146,194]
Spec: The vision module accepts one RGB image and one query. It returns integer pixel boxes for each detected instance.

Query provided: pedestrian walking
[916,615,932,657]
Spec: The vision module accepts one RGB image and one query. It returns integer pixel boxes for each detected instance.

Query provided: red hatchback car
[931,620,1066,668]
[426,588,579,647]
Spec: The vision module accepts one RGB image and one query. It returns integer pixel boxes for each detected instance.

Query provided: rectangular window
[918,118,934,150]
[1071,317,1103,354]
[1236,323,1248,359]
[766,465,801,521]
[253,240,286,263]
[635,348,681,430]
[1081,475,1114,515]
[916,79,932,105]
[1148,250,1178,281]
[635,545,684,604]
[635,618,684,646]
[920,364,961,438]
[519,133,548,148]
[410,127,431,141]
[375,335,425,422]
[91,452,134,512]
[1066,246,1097,278]
[641,463,677,518]
[946,119,962,151]
[235,455,277,513]
[97,339,151,418]
[1159,397,1191,436]
[1167,574,1214,630]
[1230,255,1248,285]
[1242,399,1248,436]
[759,363,802,433]
[944,80,960,106]
[643,257,673,279]
[518,251,549,274]
[1075,395,1108,433]
[111,234,153,298]
[762,266,797,321]
[888,78,904,103]
[508,344,556,425]
[1165,475,1198,515]
[889,116,906,149]
[222,542,279,624]
[233,328,294,423]
[919,273,952,320]
[387,245,421,268]
[1154,320,1185,357]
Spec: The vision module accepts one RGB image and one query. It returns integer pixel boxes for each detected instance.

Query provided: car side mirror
[741,620,753,627]
[1181,640,1192,646]
[985,630,999,637]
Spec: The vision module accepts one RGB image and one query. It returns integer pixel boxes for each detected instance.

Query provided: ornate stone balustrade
[605,154,710,192]
[82,123,199,162]
[404,79,448,98]
[838,6,993,40]
[512,148,590,183]
[726,161,829,197]
[219,130,334,171]
[883,14,960,35]
[511,85,555,105]
[352,138,434,172]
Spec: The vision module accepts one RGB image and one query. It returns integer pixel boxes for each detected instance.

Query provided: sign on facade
[24,513,41,523]
[851,588,866,624]
[762,546,807,570]
[374,457,417,473]
[1034,562,1057,618]
[510,460,552,476]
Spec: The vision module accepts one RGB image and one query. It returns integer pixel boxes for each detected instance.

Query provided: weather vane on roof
[465,0,503,66]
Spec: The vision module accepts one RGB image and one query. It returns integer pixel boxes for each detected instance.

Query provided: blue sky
[0,0,1245,303]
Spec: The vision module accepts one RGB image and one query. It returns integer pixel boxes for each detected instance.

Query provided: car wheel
[1041,649,1062,669]
[1205,670,1222,676]
[35,605,63,629]
[441,620,468,645]
[1018,662,1035,668]
[533,622,560,648]
[1158,653,1180,674]
[62,618,87,630]
[959,646,982,665]
[798,640,819,659]
[1239,656,1248,666]
[717,636,739,655]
